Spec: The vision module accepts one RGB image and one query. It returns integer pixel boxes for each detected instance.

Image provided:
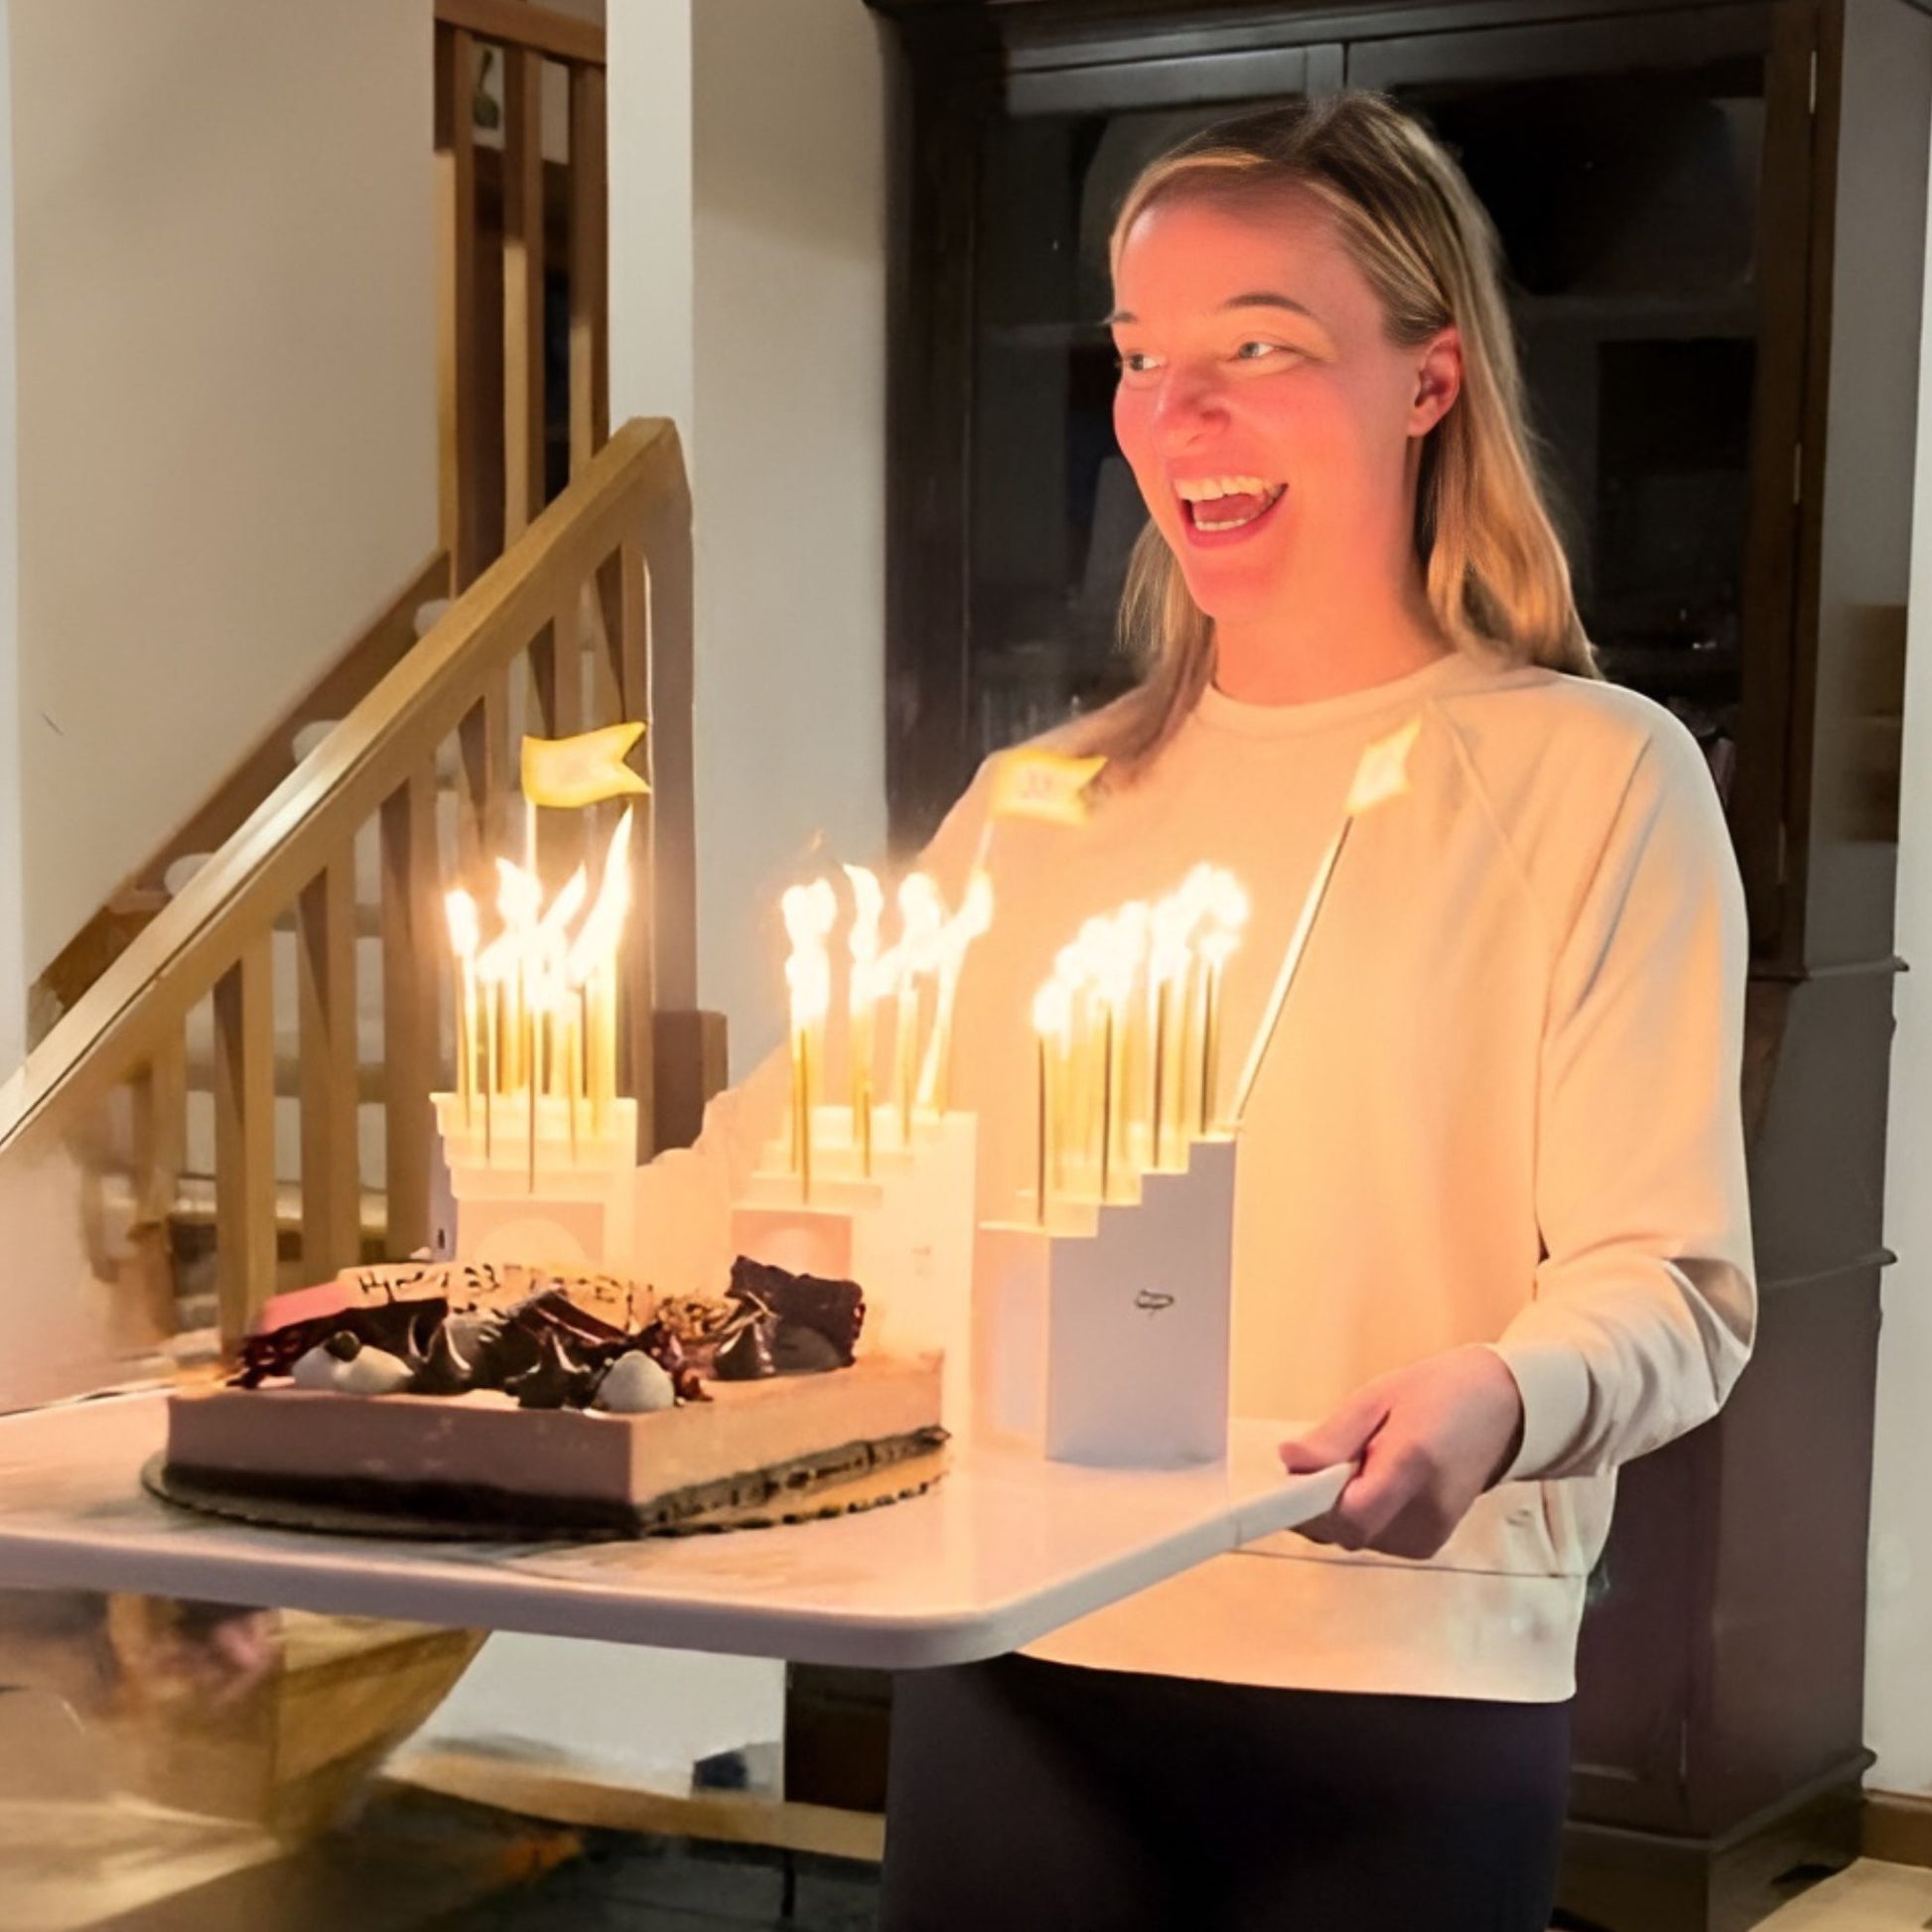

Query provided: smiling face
[1109,183,1460,639]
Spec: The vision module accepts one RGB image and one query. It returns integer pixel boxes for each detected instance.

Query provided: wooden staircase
[0,416,702,1393]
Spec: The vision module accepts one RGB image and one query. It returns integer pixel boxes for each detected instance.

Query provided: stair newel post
[567,62,611,483]
[297,855,362,1280]
[212,932,277,1348]
[502,41,546,546]
[435,19,486,593]
[603,539,655,1161]
[631,464,700,1149]
[380,770,439,1259]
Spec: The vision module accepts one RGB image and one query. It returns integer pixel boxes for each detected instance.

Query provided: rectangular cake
[158,1258,945,1535]
[165,1353,942,1533]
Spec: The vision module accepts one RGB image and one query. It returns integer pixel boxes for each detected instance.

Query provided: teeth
[1174,476,1276,502]
[1185,482,1286,532]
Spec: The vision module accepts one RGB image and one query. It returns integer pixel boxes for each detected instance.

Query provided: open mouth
[1174,476,1288,539]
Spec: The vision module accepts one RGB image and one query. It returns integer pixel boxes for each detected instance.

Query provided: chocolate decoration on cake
[772,1324,844,1376]
[411,1319,476,1397]
[729,1258,865,1365]
[508,1330,597,1411]
[713,1311,779,1382]
[324,1332,362,1362]
[232,1296,450,1388]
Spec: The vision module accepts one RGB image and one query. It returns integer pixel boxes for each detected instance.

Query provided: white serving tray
[0,1392,1346,1669]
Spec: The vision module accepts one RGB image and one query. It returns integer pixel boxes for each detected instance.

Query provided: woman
[872,92,1755,1932]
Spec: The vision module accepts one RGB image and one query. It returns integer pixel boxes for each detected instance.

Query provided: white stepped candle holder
[974,1135,1236,1469]
[733,1104,978,1430]
[434,1091,637,1270]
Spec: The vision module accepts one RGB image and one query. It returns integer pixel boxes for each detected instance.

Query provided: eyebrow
[1106,292,1320,326]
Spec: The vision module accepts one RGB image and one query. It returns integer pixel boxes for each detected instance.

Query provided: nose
[1147,363,1226,457]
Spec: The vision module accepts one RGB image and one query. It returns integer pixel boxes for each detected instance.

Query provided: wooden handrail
[0,422,694,1240]
[30,552,450,1040]
[434,0,606,69]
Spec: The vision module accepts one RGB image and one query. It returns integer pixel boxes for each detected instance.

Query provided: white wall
[1871,146,1932,1797]
[413,0,889,1784]
[687,0,891,1072]
[0,0,23,1078]
[8,0,437,981]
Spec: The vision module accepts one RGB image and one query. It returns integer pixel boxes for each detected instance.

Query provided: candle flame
[1033,977,1073,1039]
[896,873,947,974]
[782,877,840,1028]
[568,806,634,987]
[446,889,480,960]
[843,864,886,1000]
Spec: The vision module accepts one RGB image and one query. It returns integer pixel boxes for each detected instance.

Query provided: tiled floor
[420,1847,1932,1932]
[1756,1861,1932,1931]
[424,1851,1932,1932]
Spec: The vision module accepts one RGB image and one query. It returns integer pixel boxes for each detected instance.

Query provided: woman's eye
[1234,341,1282,362]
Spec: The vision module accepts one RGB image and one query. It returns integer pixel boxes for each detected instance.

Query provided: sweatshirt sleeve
[1487,721,1756,1482]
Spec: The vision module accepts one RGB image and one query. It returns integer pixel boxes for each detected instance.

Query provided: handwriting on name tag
[1134,1290,1175,1314]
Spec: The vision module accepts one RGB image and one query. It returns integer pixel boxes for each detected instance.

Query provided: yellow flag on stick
[1344,717,1421,815]
[521,723,650,809]
[989,749,1107,825]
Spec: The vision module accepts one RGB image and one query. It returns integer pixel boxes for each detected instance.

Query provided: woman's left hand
[1278,1345,1527,1560]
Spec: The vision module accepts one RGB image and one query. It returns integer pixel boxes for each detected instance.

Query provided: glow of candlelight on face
[782,878,839,1197]
[914,869,994,1118]
[843,864,885,1173]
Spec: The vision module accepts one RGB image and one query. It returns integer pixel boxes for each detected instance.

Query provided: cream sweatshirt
[666,646,1755,1705]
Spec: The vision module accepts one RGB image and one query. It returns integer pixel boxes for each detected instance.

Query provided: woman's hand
[1278,1345,1526,1560]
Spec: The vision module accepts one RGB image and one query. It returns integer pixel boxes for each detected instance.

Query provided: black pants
[880,1654,1570,1932]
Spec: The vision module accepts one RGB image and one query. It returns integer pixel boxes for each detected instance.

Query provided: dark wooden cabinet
[833,2,1932,1925]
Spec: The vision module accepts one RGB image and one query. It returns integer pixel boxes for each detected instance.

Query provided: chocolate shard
[772,1324,844,1376]
[507,1329,598,1411]
[323,1331,363,1362]
[712,1311,778,1382]
[410,1320,476,1397]
[729,1257,864,1366]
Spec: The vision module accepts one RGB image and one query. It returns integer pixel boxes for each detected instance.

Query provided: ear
[1409,327,1462,436]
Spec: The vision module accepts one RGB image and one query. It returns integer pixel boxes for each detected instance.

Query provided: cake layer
[166,1354,942,1517]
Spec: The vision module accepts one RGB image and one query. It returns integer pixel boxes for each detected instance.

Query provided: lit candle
[843,864,885,1174]
[781,878,838,1199]
[446,890,481,1127]
[493,859,542,1094]
[894,874,944,1142]
[1032,977,1072,1224]
[1193,874,1247,1132]
[1146,892,1194,1170]
[567,806,633,1132]
[1091,907,1143,1201]
[915,870,994,1118]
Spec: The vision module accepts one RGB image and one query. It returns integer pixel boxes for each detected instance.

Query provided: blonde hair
[1085,92,1595,784]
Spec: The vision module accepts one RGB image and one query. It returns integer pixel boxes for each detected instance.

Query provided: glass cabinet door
[962,17,1788,849]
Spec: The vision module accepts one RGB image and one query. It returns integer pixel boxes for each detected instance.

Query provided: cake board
[0,1391,1348,1671]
